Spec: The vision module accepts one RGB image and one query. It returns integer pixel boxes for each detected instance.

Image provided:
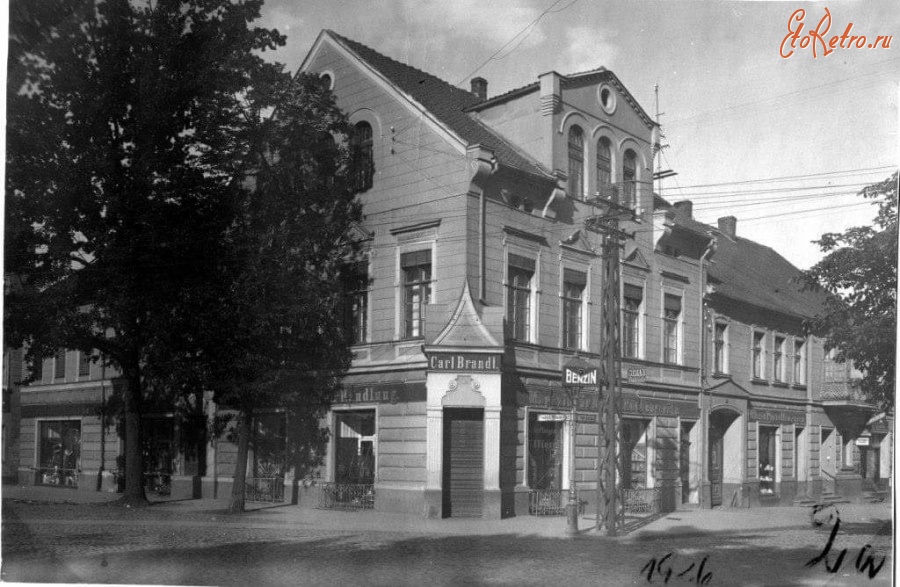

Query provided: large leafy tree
[805,171,898,410]
[196,73,361,513]
[5,0,285,504]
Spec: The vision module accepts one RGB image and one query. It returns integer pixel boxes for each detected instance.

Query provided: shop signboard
[335,382,427,405]
[537,414,567,422]
[856,437,870,446]
[749,408,806,426]
[562,357,598,387]
[619,393,701,419]
[427,352,501,372]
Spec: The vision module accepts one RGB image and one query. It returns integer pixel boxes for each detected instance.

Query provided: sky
[254,0,899,270]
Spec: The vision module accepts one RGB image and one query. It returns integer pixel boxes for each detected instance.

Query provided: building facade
[5,30,891,518]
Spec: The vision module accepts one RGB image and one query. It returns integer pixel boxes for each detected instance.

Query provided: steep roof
[326,31,551,179]
[671,209,829,319]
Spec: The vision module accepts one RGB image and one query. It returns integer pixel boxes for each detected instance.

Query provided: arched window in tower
[567,126,584,200]
[623,149,637,208]
[351,121,374,192]
[596,136,612,198]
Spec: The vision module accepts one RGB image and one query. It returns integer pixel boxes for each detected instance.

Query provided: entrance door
[709,427,724,507]
[443,409,484,518]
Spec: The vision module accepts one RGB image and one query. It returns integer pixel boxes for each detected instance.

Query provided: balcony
[820,380,877,437]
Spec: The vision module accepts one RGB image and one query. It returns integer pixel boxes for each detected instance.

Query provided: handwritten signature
[641,553,712,585]
[805,504,886,579]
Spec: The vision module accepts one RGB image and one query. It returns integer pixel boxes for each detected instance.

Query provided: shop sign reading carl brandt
[428,352,501,372]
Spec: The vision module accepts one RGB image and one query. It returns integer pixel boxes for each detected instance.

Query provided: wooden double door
[442,409,484,518]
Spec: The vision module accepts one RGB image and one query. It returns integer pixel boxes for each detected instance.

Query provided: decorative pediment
[430,281,502,349]
[346,222,375,243]
[559,229,597,256]
[623,245,651,271]
[441,374,486,407]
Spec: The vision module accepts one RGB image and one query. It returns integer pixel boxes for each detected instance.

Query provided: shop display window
[335,411,376,484]
[622,419,649,489]
[758,426,777,494]
[39,420,81,486]
[528,412,564,490]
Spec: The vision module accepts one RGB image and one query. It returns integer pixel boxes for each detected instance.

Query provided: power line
[663,165,896,191]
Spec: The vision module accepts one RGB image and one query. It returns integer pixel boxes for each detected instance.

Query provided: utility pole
[586,192,632,536]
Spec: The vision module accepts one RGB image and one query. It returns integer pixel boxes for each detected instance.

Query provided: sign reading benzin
[561,357,598,387]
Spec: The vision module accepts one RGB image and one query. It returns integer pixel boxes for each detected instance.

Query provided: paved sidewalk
[2,483,892,540]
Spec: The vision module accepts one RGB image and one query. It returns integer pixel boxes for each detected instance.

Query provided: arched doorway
[708,407,742,507]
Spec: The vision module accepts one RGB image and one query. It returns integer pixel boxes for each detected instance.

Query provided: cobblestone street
[0,488,892,586]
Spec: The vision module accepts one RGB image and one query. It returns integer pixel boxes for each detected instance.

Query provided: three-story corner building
[300,29,710,519]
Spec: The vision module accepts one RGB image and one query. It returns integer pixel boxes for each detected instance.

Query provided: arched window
[623,149,637,208]
[567,126,584,200]
[596,137,612,197]
[351,121,374,192]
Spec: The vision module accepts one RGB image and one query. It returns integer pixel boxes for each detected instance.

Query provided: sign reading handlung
[562,357,598,387]
[428,352,501,372]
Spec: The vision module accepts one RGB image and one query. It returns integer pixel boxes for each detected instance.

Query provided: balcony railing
[317,483,374,510]
[528,489,587,516]
[820,383,870,403]
[245,477,285,503]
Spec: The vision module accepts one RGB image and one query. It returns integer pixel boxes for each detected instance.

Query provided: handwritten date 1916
[641,553,713,585]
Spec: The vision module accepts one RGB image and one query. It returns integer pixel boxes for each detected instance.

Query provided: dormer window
[567,126,585,200]
[623,150,637,209]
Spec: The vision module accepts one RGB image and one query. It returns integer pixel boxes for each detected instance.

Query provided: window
[344,260,369,345]
[567,126,584,200]
[596,137,612,196]
[507,254,535,342]
[78,351,92,379]
[350,121,374,192]
[714,323,728,373]
[402,250,432,338]
[622,149,637,208]
[793,339,807,384]
[528,412,564,490]
[759,426,777,494]
[54,348,66,380]
[752,332,765,379]
[622,283,643,359]
[622,419,650,489]
[663,294,681,364]
[38,420,81,486]
[562,269,586,350]
[774,336,785,382]
[335,411,376,485]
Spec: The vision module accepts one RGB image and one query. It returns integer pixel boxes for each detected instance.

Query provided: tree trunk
[228,410,252,514]
[120,369,147,506]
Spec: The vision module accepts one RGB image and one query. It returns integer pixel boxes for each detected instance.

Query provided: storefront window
[528,412,564,490]
[335,411,376,484]
[622,419,649,489]
[39,420,81,486]
[759,426,777,494]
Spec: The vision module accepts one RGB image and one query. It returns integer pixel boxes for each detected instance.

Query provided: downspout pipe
[466,145,497,302]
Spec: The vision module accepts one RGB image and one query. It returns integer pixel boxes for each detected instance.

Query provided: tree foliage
[195,74,361,512]
[5,0,286,504]
[804,171,898,410]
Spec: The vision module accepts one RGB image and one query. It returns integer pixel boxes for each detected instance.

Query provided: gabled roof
[324,31,551,180]
[670,208,829,320]
[466,68,656,129]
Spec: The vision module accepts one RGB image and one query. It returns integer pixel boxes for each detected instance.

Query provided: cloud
[562,26,618,73]
[397,0,546,46]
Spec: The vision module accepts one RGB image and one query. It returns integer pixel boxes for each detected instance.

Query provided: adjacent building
[4,30,891,518]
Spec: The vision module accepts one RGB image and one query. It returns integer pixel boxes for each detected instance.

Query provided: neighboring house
[9,30,889,517]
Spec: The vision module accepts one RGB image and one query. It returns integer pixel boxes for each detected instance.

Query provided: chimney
[471,77,488,101]
[673,200,693,218]
[718,216,737,239]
